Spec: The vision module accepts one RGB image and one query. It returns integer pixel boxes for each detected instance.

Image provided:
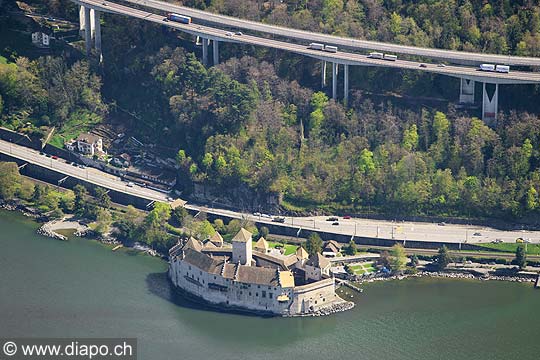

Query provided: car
[331,221,339,226]
[78,164,86,169]
[39,152,45,155]
[126,182,134,187]
[261,214,272,219]
[438,222,446,226]
[163,17,168,22]
[343,215,351,219]
[253,212,261,217]
[225,31,233,36]
[45,154,51,158]
[326,217,339,221]
[51,155,58,160]
[167,197,173,201]
[272,217,285,223]
[235,31,243,35]
[419,64,427,68]
[71,162,78,166]
[437,63,446,67]
[516,238,524,243]
[473,232,482,236]
[101,2,107,5]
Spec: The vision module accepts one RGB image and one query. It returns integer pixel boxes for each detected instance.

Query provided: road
[123,0,540,67]
[2,138,540,245]
[77,0,540,84]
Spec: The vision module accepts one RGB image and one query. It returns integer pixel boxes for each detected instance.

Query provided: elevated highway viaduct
[75,0,540,121]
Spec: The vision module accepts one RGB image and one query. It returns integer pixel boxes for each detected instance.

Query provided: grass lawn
[49,112,102,148]
[347,263,376,275]
[253,240,298,256]
[0,56,7,64]
[477,242,540,256]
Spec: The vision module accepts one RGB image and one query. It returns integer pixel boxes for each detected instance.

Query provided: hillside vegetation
[1,0,540,223]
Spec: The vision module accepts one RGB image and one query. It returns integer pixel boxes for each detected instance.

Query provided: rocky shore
[357,271,536,285]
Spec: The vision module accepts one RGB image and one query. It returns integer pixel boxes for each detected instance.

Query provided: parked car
[71,162,78,166]
[39,152,45,155]
[45,154,51,158]
[261,214,272,219]
[51,155,58,160]
[437,63,446,67]
[343,215,351,219]
[253,212,261,217]
[126,182,134,187]
[419,63,427,68]
[272,217,285,223]
[473,232,482,236]
[235,31,243,35]
[438,222,446,226]
[331,221,339,226]
[516,238,524,243]
[326,217,339,221]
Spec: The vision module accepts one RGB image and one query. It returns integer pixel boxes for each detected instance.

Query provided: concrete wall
[0,127,42,150]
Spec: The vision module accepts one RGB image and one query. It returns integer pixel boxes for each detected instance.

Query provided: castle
[168,228,352,316]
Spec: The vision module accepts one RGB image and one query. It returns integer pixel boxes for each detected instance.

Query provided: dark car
[473,232,482,236]
[39,152,45,155]
[326,217,339,221]
[419,64,427,68]
[45,154,51,158]
[272,217,285,223]
[332,221,339,226]
[71,162,78,166]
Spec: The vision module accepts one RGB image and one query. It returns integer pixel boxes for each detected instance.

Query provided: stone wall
[290,277,338,314]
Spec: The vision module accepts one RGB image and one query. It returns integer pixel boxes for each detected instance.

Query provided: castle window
[189,266,191,270]
[249,292,252,296]
[262,291,266,298]
[269,293,273,299]
[257,285,260,289]
[256,293,258,297]
[200,271,202,275]
[214,276,216,280]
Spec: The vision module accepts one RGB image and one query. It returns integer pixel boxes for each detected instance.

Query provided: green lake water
[1,210,539,360]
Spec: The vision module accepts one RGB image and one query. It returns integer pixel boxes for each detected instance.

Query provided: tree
[73,184,88,216]
[358,148,375,174]
[0,162,21,200]
[94,208,112,235]
[94,187,111,209]
[344,239,357,255]
[391,243,407,273]
[378,250,391,268]
[515,245,527,270]
[410,254,420,268]
[436,246,452,270]
[402,124,419,151]
[259,226,269,239]
[525,186,538,211]
[305,232,323,256]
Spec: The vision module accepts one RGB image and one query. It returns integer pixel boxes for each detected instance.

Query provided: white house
[66,133,103,156]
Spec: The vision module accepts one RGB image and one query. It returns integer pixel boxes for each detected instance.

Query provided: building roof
[278,270,295,288]
[254,237,269,252]
[236,266,279,286]
[182,248,223,274]
[306,253,331,269]
[232,228,252,243]
[183,237,203,252]
[296,246,309,260]
[323,240,341,253]
[76,133,101,144]
[209,232,224,246]
[170,198,187,210]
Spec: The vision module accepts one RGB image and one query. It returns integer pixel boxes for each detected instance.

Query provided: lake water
[1,210,539,360]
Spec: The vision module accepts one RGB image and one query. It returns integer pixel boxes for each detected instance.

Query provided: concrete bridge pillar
[83,7,91,55]
[213,39,219,66]
[79,5,86,36]
[92,10,102,56]
[459,78,475,104]
[332,62,338,99]
[321,61,327,88]
[482,82,498,122]
[344,64,349,105]
[202,38,209,66]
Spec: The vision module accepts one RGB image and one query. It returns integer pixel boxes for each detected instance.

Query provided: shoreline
[0,203,537,288]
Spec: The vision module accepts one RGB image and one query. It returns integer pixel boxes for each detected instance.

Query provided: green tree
[391,243,407,273]
[436,246,452,270]
[94,208,112,235]
[72,184,88,216]
[195,220,216,239]
[515,245,527,270]
[410,254,420,268]
[259,226,269,239]
[0,162,21,200]
[344,239,358,255]
[403,124,419,151]
[94,187,111,209]
[526,186,538,211]
[358,148,375,174]
[306,232,323,256]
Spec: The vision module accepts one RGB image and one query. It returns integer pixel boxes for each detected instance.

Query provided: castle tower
[232,228,253,266]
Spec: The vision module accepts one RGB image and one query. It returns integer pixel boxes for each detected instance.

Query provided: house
[66,133,103,156]
[31,32,50,48]
[322,240,341,257]
[304,253,331,281]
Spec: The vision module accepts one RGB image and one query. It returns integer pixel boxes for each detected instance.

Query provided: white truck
[495,65,510,73]
[383,54,398,61]
[324,45,338,53]
[308,42,324,50]
[479,63,496,72]
[368,52,384,59]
